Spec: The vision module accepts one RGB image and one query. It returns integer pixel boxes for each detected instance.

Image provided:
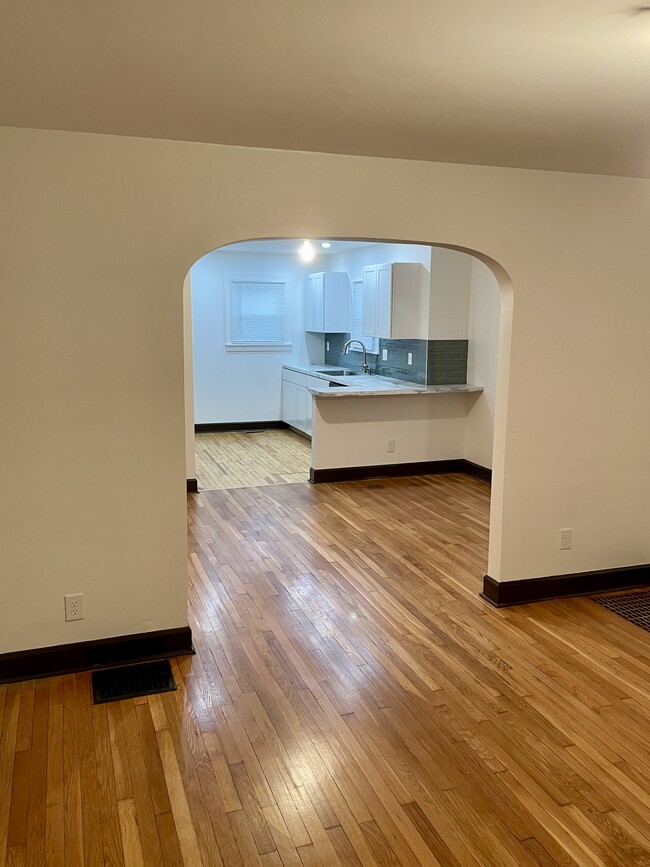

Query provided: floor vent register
[592,589,650,634]
[91,659,177,704]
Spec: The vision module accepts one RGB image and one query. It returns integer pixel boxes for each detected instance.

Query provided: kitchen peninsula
[282,364,484,483]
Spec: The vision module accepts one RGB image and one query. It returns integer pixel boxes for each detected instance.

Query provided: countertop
[283,364,483,398]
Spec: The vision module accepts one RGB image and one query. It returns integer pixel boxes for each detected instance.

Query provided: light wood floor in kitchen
[3,474,650,866]
[195,429,311,490]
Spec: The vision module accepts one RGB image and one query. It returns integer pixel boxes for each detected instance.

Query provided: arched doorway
[182,236,513,592]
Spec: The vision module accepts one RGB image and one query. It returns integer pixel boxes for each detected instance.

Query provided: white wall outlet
[382,349,388,361]
[326,341,330,352]
[407,352,413,365]
[559,528,572,550]
[64,593,84,621]
[386,439,395,453]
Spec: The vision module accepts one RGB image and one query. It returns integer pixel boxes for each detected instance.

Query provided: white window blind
[351,280,378,353]
[228,279,287,346]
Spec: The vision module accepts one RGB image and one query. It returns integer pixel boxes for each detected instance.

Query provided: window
[350,279,378,354]
[225,273,291,350]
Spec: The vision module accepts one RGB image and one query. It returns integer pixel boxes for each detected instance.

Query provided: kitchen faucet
[343,338,371,374]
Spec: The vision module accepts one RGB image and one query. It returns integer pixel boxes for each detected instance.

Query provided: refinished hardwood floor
[2,473,650,866]
[195,430,311,491]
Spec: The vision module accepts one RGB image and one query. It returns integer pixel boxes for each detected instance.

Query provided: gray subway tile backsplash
[324,335,468,385]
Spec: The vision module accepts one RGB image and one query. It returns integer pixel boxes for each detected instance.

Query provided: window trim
[224,272,293,351]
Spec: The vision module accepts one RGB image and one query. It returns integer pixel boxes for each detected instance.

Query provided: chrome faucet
[343,338,371,374]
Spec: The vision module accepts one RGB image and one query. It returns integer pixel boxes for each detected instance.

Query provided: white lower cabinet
[282,369,322,435]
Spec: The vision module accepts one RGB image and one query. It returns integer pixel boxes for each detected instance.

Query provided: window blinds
[351,280,378,353]
[229,280,286,344]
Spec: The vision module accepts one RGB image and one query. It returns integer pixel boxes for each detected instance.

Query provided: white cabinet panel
[362,262,423,339]
[305,272,351,333]
[376,263,393,339]
[281,380,296,428]
[282,369,315,435]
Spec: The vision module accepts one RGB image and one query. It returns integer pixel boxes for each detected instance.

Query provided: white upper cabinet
[305,272,351,333]
[362,263,423,339]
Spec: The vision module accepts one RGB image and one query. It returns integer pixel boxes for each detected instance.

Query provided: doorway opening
[184,237,508,501]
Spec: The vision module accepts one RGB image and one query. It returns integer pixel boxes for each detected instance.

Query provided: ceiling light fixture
[299,239,315,262]
[321,241,332,249]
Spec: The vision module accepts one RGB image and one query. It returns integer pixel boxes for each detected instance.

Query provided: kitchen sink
[316,369,361,376]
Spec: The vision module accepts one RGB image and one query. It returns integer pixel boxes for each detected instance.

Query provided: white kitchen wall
[191,249,323,423]
[465,258,501,468]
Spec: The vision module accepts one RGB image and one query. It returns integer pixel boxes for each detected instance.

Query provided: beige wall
[1,125,649,653]
[465,258,501,468]
[183,273,196,480]
[311,393,477,470]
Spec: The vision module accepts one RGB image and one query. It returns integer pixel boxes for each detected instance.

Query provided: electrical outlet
[386,439,395,453]
[326,341,330,351]
[64,593,84,621]
[559,528,572,550]
[407,352,413,365]
[382,349,388,361]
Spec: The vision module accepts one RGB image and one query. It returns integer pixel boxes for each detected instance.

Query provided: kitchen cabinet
[362,262,423,339]
[282,368,324,435]
[305,272,351,333]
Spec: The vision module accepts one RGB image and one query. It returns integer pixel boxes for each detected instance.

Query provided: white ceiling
[2,1,650,177]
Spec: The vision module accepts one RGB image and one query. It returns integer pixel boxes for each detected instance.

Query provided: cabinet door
[295,385,307,432]
[305,392,313,436]
[304,275,315,331]
[312,273,325,332]
[281,381,297,427]
[376,263,393,338]
[362,266,378,337]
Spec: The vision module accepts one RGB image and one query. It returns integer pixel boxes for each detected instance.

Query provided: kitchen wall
[2,124,649,655]
[191,249,323,423]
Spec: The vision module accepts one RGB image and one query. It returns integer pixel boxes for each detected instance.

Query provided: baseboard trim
[309,459,491,485]
[481,565,650,608]
[0,626,194,685]
[195,421,289,433]
[186,478,199,493]
[462,460,493,483]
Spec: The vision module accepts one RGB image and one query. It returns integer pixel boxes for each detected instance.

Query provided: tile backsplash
[324,334,468,386]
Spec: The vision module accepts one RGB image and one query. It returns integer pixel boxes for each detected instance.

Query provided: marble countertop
[283,363,483,398]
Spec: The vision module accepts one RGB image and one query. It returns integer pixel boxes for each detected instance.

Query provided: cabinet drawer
[304,374,327,389]
[282,368,306,386]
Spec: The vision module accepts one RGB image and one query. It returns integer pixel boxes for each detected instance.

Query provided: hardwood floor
[3,473,650,865]
[194,430,311,491]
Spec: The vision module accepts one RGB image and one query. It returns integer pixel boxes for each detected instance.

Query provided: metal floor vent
[92,659,177,704]
[592,590,650,633]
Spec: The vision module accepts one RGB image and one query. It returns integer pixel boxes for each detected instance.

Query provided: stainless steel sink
[316,369,361,376]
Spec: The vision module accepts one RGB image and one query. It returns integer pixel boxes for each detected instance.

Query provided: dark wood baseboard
[309,459,491,485]
[195,421,288,433]
[0,626,194,685]
[481,564,650,608]
[187,478,199,493]
[462,460,493,483]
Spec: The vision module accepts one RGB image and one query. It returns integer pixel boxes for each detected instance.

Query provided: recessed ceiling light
[321,242,332,249]
[298,239,316,262]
